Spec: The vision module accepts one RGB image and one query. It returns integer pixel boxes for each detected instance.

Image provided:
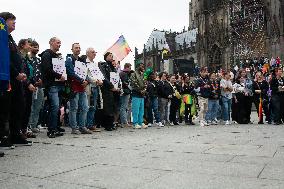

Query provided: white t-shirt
[220,79,233,99]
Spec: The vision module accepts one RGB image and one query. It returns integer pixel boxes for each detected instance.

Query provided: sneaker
[212,120,218,125]
[133,124,142,129]
[80,127,92,134]
[31,128,40,133]
[225,120,230,125]
[57,127,65,133]
[89,126,101,132]
[148,123,152,127]
[0,138,15,149]
[200,120,209,127]
[141,124,148,129]
[11,137,32,146]
[173,122,179,125]
[157,122,164,127]
[0,151,4,157]
[47,130,64,138]
[71,129,81,135]
[169,122,174,126]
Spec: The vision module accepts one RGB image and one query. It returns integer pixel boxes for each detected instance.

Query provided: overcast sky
[2,0,189,64]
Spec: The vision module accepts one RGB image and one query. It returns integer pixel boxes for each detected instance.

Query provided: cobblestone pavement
[1,113,284,189]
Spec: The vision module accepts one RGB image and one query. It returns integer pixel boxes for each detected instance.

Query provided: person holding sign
[84,47,103,132]
[65,43,91,135]
[99,52,119,131]
[40,37,65,138]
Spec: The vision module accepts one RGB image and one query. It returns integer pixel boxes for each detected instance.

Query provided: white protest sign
[110,72,120,88]
[75,61,88,79]
[52,58,66,81]
[87,64,105,80]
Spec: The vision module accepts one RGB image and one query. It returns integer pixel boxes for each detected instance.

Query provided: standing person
[180,74,195,125]
[0,14,13,150]
[19,39,37,138]
[84,47,102,132]
[28,40,45,133]
[5,12,31,144]
[66,43,91,134]
[168,74,181,125]
[146,72,164,127]
[119,63,132,127]
[129,63,148,129]
[157,72,171,125]
[252,71,270,124]
[270,68,284,125]
[99,52,119,131]
[220,72,233,125]
[234,69,253,124]
[40,37,65,138]
[194,67,211,126]
[206,73,221,125]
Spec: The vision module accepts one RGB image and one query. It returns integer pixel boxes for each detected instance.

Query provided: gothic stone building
[191,0,284,70]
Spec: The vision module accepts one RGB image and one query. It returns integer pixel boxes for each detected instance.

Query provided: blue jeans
[69,92,89,129]
[222,96,232,121]
[120,94,130,124]
[206,99,219,121]
[48,86,64,131]
[28,88,44,129]
[86,87,98,128]
[132,97,144,125]
[147,96,160,124]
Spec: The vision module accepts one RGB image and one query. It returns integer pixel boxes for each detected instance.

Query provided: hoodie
[40,49,62,88]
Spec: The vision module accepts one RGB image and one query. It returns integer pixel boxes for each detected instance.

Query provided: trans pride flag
[106,35,131,62]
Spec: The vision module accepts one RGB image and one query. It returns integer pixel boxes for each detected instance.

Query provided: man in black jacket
[119,63,132,127]
[157,72,171,125]
[4,12,31,145]
[40,37,65,138]
[99,52,119,131]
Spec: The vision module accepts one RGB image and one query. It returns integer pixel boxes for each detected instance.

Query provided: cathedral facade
[191,0,284,70]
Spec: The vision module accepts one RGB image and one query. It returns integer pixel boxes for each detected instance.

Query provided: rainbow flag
[106,35,131,62]
[183,94,193,105]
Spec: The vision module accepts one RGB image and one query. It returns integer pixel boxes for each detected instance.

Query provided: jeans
[147,96,160,124]
[198,97,208,121]
[132,97,144,125]
[86,87,98,128]
[28,88,44,129]
[158,98,169,122]
[120,94,130,124]
[222,96,232,121]
[69,92,89,129]
[206,99,219,121]
[47,86,64,131]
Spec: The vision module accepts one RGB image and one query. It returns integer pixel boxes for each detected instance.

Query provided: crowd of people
[1,12,284,157]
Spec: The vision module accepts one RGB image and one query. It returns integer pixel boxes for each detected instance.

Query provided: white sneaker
[169,122,174,126]
[148,123,152,127]
[225,120,230,125]
[133,124,142,129]
[141,124,148,129]
[200,120,209,127]
[157,122,164,127]
[212,120,218,125]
